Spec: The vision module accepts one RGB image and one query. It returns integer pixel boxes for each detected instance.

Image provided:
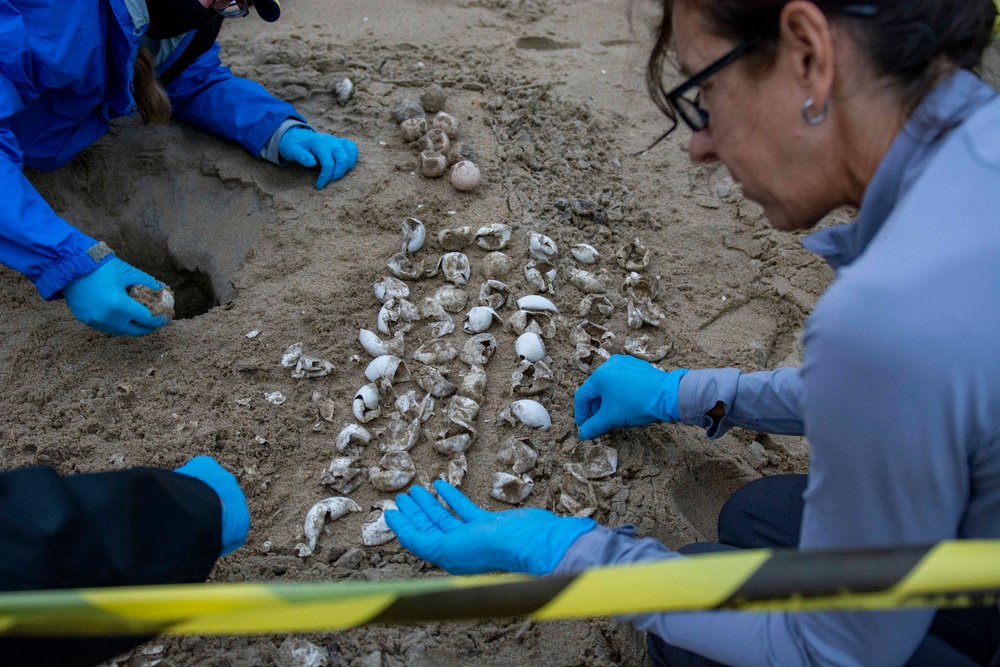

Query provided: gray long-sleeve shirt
[556,70,1000,666]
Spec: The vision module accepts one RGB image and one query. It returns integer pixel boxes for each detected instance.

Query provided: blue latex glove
[574,354,690,440]
[384,480,596,576]
[174,456,250,557]
[278,127,359,189]
[61,257,168,336]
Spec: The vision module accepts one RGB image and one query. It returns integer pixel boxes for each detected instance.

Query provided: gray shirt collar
[802,69,997,270]
[123,0,149,30]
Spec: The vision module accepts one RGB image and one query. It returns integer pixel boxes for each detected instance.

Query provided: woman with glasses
[0,0,359,337]
[387,1,1000,664]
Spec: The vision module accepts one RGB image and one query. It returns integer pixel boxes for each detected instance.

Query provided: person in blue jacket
[1,0,359,337]
[386,1,1000,665]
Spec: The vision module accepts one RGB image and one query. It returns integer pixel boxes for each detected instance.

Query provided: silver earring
[802,98,829,125]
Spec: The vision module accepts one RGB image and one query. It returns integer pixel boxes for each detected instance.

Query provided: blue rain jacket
[0,0,304,299]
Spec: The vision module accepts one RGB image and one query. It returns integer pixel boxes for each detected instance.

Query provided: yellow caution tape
[0,541,997,636]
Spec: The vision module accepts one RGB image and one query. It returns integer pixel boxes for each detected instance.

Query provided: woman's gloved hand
[174,456,250,557]
[278,127,359,189]
[385,480,596,576]
[61,257,169,336]
[574,354,689,440]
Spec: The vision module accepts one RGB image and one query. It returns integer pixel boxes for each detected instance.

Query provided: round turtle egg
[450,161,481,192]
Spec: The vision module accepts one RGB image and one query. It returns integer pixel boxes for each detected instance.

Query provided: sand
[0,1,824,664]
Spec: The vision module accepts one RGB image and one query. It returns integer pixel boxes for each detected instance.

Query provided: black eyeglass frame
[213,0,253,18]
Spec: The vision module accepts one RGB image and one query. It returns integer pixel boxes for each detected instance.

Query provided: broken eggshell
[352,383,381,423]
[335,423,372,455]
[419,150,447,178]
[362,499,399,546]
[359,329,405,359]
[570,243,600,264]
[496,437,538,474]
[400,117,428,142]
[491,472,534,504]
[412,340,458,365]
[437,226,475,251]
[369,451,416,492]
[295,497,362,558]
[524,259,557,294]
[460,333,497,366]
[479,279,511,309]
[401,217,426,254]
[474,222,512,250]
[438,252,471,286]
[498,399,551,430]
[481,252,513,280]
[514,332,546,363]
[373,275,410,303]
[434,284,468,313]
[463,306,502,333]
[510,359,555,396]
[527,232,558,261]
[364,355,411,385]
[320,457,366,494]
[457,364,488,402]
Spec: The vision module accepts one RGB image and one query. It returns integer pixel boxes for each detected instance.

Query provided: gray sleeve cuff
[677,368,741,439]
[260,118,314,165]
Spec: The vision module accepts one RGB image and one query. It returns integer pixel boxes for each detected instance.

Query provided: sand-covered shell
[415,365,458,398]
[386,252,428,281]
[528,232,558,261]
[295,497,362,558]
[362,500,398,546]
[433,433,473,455]
[289,355,335,379]
[359,329,405,358]
[496,437,538,474]
[380,414,421,452]
[450,161,481,192]
[575,342,611,374]
[458,364,487,402]
[365,355,410,384]
[390,98,425,124]
[479,280,511,309]
[314,392,337,422]
[400,117,428,142]
[320,457,366,494]
[507,310,556,338]
[127,284,175,320]
[417,128,450,154]
[481,253,513,280]
[568,267,606,294]
[336,423,372,455]
[437,226,475,251]
[419,150,447,178]
[514,332,546,362]
[625,335,671,362]
[623,271,659,300]
[377,297,420,335]
[572,320,615,348]
[559,465,599,516]
[510,359,554,396]
[420,84,448,114]
[491,472,534,504]
[438,252,471,286]
[446,395,481,434]
[579,294,615,318]
[524,260,556,293]
[616,238,651,272]
[464,306,502,333]
[627,299,665,329]
[369,451,416,492]
[373,276,410,303]
[431,111,460,139]
[434,284,468,313]
[332,74,354,106]
[474,223,512,250]
[394,390,432,421]
[442,454,467,487]
[498,399,551,430]
[401,217,426,254]
[460,333,497,366]
[353,383,381,423]
[570,243,600,264]
[280,342,304,368]
[573,444,619,479]
[412,340,458,365]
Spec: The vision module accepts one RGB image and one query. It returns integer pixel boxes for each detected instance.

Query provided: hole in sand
[515,36,581,51]
[671,458,757,541]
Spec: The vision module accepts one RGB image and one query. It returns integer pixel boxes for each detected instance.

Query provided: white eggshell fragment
[335,423,372,455]
[369,452,416,492]
[510,358,555,396]
[412,340,459,365]
[491,472,534,504]
[373,276,410,303]
[359,329,404,359]
[438,252,471,286]
[419,150,447,178]
[571,243,600,264]
[474,223,512,250]
[450,160,481,192]
[460,333,497,366]
[514,332,546,362]
[400,117,428,142]
[497,437,538,474]
[333,75,354,106]
[320,457,366,494]
[568,267,606,294]
[296,497,362,558]
[458,364,488,402]
[464,306,502,333]
[362,500,398,546]
[516,295,558,313]
[528,232,558,261]
[401,217,426,254]
[352,383,381,423]
[431,111,460,139]
[433,433,473,455]
[501,399,552,431]
[364,355,410,384]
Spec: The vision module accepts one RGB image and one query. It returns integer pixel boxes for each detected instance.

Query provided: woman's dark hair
[646,0,998,125]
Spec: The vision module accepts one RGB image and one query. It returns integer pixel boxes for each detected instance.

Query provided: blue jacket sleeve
[678,367,805,438]
[164,41,306,158]
[0,28,107,300]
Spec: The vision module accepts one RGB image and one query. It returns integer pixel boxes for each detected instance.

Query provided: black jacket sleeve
[0,466,224,666]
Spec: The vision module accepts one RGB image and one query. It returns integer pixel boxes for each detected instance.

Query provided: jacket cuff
[35,242,114,301]
[260,118,313,165]
[677,368,741,439]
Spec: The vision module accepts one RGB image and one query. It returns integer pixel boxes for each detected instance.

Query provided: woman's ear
[779,0,836,101]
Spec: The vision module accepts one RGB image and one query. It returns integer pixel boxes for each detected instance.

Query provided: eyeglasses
[213,0,253,18]
[666,36,763,133]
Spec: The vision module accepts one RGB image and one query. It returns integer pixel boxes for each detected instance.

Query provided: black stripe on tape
[721,545,932,607]
[372,574,576,624]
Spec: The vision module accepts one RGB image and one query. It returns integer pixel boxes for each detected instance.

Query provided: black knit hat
[253,0,280,22]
